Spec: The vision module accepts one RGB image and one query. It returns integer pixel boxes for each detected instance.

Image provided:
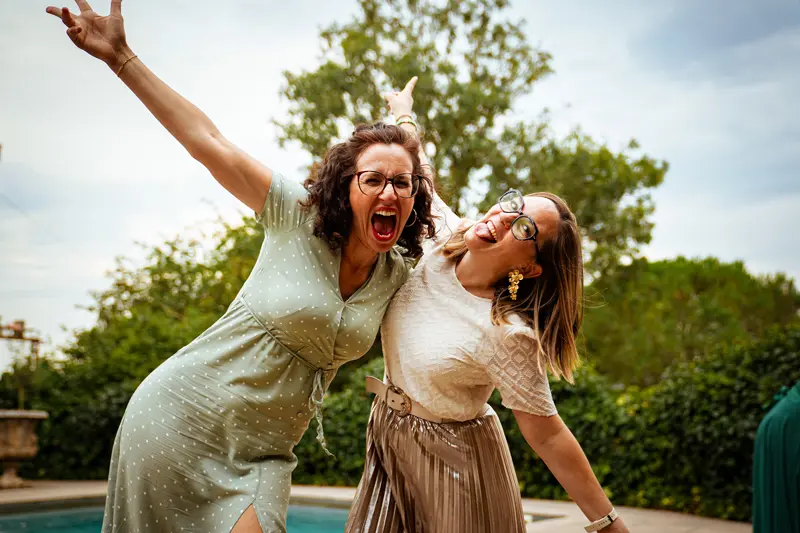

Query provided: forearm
[108,49,270,211]
[110,48,221,162]
[536,426,613,518]
[385,77,434,182]
[397,121,433,180]
[47,4,270,211]
[396,124,435,198]
[517,413,627,531]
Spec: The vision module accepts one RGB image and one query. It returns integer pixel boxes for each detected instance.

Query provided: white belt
[365,376,456,424]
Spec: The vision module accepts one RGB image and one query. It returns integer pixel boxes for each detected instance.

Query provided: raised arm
[384,77,463,240]
[383,77,434,182]
[46,0,272,213]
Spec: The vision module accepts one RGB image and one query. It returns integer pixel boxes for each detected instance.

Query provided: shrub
[492,365,627,500]
[614,325,800,520]
[4,326,798,522]
[15,363,138,480]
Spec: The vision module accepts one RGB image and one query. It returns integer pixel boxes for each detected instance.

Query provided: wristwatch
[584,508,618,532]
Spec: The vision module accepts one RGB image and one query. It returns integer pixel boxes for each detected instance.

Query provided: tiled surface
[0,482,752,532]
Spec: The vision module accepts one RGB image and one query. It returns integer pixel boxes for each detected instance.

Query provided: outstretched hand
[46,0,131,70]
[383,76,417,118]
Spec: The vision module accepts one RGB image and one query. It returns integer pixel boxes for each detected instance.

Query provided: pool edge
[0,496,105,516]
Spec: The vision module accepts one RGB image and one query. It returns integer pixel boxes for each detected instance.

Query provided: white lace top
[381,194,558,421]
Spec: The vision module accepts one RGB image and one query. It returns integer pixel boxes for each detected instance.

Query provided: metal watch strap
[584,508,618,532]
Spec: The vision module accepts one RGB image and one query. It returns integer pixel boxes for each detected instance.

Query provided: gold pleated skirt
[345,397,526,533]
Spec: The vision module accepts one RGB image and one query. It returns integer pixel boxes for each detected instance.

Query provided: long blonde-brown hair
[442,192,584,382]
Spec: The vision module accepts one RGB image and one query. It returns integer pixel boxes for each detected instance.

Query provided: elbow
[185,129,228,166]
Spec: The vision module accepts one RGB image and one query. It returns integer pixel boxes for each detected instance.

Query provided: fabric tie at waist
[309,368,334,457]
[237,295,335,455]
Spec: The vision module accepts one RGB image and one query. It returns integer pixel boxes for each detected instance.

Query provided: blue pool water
[0,505,349,533]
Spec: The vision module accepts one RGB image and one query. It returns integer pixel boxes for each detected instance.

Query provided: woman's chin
[464,230,493,252]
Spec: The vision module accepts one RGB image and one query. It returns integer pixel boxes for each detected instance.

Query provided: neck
[454,251,501,298]
[341,238,379,274]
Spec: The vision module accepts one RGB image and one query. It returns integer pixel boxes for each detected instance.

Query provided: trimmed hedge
[612,325,800,519]
[293,326,800,521]
[3,326,799,520]
[494,366,627,501]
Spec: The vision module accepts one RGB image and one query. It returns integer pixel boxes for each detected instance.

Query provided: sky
[1,0,798,369]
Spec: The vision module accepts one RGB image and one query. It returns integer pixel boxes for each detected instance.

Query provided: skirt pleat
[345,398,526,533]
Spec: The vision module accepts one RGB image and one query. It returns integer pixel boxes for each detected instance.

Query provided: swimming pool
[0,505,350,533]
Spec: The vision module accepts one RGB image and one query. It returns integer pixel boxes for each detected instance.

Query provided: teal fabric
[753,381,800,533]
[101,173,409,533]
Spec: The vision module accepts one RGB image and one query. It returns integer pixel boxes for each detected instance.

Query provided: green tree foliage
[2,218,264,478]
[493,365,627,501]
[295,326,800,521]
[274,0,667,276]
[615,325,800,520]
[62,219,262,385]
[0,2,793,516]
[582,257,800,385]
[1,212,797,520]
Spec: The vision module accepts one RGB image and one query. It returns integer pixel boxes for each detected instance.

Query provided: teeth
[375,210,396,216]
[488,222,498,241]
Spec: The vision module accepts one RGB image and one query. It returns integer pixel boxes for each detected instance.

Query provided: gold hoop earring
[508,270,523,300]
[405,208,417,227]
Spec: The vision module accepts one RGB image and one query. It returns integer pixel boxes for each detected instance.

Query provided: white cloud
[1,0,797,361]
[507,1,800,280]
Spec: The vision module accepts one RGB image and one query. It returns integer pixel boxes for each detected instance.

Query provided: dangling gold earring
[508,270,524,300]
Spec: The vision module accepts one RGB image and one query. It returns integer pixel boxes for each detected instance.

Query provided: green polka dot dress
[101,173,409,533]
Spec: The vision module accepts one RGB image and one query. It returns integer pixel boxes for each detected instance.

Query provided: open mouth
[475,220,498,243]
[371,209,398,242]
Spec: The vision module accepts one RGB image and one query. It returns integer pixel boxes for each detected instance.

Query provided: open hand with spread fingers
[46,0,133,72]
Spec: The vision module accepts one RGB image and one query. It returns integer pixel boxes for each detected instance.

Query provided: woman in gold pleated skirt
[345,80,629,533]
[350,400,528,532]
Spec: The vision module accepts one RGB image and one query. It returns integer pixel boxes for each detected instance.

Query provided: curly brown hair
[302,122,435,259]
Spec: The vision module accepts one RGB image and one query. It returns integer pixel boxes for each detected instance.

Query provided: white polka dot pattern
[102,173,410,532]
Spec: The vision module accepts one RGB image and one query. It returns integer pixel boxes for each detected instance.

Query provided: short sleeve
[423,190,467,254]
[481,324,557,416]
[255,172,309,231]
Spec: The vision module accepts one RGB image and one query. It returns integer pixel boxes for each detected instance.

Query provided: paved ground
[0,481,752,532]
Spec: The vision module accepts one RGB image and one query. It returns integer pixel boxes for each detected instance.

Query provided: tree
[274,0,667,276]
[61,217,263,384]
[582,257,800,386]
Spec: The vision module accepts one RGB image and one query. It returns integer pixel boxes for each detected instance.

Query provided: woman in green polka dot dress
[46,2,435,532]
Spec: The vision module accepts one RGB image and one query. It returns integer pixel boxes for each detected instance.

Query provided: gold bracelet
[396,117,418,131]
[116,55,138,77]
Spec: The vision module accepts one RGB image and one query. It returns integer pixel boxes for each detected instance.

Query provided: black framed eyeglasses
[348,170,422,198]
[498,189,541,257]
